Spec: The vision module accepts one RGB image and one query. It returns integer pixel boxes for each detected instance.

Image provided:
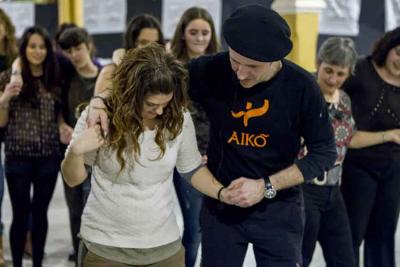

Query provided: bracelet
[217,186,225,202]
[91,95,107,102]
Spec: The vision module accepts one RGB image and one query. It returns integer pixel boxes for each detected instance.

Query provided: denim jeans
[0,145,4,236]
[173,170,202,267]
[63,168,91,260]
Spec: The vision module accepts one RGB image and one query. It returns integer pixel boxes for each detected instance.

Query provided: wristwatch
[263,176,277,199]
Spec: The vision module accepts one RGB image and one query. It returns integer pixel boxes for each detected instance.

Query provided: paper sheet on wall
[319,0,361,36]
[84,0,126,34]
[162,0,222,40]
[0,2,35,38]
[385,0,400,31]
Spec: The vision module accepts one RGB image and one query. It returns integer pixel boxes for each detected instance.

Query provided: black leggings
[5,155,60,267]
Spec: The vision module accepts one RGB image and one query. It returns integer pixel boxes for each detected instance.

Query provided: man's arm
[227,165,304,208]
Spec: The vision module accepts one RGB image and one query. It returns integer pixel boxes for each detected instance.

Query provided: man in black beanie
[187,5,336,266]
[87,4,337,266]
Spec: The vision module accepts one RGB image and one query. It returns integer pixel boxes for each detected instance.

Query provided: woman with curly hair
[61,44,234,267]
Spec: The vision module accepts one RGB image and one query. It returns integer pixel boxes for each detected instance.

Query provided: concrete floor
[1,174,400,267]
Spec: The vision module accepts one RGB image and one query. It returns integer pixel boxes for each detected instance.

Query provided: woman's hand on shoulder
[69,124,105,156]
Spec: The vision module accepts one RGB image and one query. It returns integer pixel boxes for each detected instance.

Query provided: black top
[189,52,336,195]
[0,71,61,158]
[343,56,400,161]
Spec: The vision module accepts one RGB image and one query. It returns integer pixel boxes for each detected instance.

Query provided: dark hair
[58,27,92,50]
[19,26,59,101]
[0,8,18,68]
[170,6,219,62]
[124,14,165,50]
[317,37,358,73]
[108,43,189,171]
[372,26,400,67]
[55,22,77,45]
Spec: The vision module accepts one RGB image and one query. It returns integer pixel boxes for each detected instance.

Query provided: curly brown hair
[106,43,189,171]
[0,8,18,68]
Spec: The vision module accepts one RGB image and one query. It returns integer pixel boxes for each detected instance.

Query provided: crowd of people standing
[0,3,398,267]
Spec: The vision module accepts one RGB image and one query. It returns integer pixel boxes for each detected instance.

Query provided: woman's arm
[61,124,104,187]
[0,82,21,127]
[190,166,233,204]
[349,129,400,148]
[10,57,23,86]
[57,112,73,145]
[94,64,115,95]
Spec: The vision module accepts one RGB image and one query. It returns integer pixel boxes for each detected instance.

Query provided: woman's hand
[69,124,105,155]
[384,129,400,144]
[1,82,21,103]
[87,98,110,136]
[59,122,74,145]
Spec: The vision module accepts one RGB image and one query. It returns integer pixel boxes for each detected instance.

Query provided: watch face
[264,188,277,199]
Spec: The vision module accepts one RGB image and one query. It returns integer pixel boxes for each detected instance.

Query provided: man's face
[62,43,92,70]
[229,48,275,88]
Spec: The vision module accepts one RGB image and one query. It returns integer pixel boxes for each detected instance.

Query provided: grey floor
[1,174,400,267]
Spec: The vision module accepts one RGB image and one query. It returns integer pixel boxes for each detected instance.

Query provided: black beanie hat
[223,5,293,62]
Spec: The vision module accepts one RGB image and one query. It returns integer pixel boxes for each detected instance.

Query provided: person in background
[0,26,66,267]
[301,36,400,267]
[61,44,235,267]
[94,14,164,95]
[341,26,400,267]
[57,26,101,265]
[11,23,101,261]
[0,8,17,266]
[169,6,219,267]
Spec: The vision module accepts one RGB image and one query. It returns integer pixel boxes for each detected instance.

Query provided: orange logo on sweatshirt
[231,100,269,127]
[228,100,270,148]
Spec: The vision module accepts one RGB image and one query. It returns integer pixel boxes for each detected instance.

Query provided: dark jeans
[5,155,60,267]
[0,145,4,236]
[200,195,304,267]
[173,170,202,267]
[302,184,355,267]
[63,170,91,258]
[341,156,400,267]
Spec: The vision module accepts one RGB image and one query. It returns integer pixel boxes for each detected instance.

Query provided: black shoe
[68,252,77,262]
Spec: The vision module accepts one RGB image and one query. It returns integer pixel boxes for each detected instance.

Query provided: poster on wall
[319,0,361,36]
[0,2,35,38]
[84,0,126,34]
[385,0,400,31]
[162,0,222,40]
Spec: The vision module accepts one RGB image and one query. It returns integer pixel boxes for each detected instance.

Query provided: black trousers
[5,155,60,267]
[63,172,91,258]
[302,184,355,267]
[341,156,400,267]
[200,195,304,267]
